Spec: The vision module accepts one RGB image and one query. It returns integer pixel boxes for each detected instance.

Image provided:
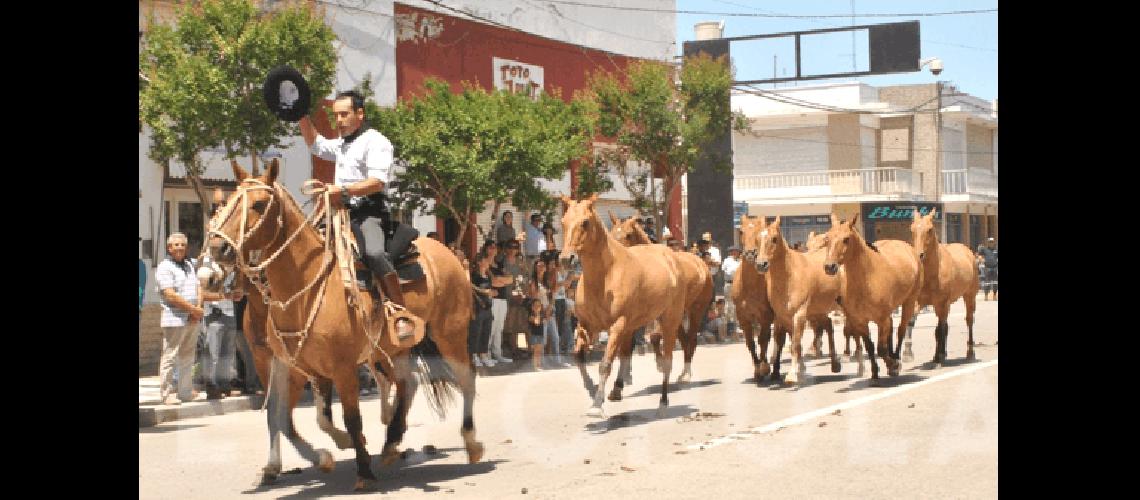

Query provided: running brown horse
[562,194,687,418]
[752,216,843,384]
[607,214,713,393]
[805,231,857,360]
[906,209,980,364]
[210,160,482,491]
[734,215,783,381]
[822,213,922,381]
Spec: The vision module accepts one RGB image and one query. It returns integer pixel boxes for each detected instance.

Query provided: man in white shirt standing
[156,233,205,406]
[522,213,546,270]
[299,90,420,337]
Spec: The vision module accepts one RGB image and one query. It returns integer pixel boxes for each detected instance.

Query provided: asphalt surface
[139,295,998,499]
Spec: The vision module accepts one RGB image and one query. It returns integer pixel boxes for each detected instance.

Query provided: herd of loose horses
[206,160,982,491]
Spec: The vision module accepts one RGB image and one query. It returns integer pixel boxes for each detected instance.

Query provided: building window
[969,215,983,249]
[945,213,963,244]
[178,201,204,258]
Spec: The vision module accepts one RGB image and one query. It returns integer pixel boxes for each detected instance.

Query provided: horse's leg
[933,302,952,364]
[677,323,696,384]
[282,377,335,471]
[379,364,418,466]
[437,323,486,464]
[808,322,823,359]
[741,319,763,381]
[365,362,394,425]
[331,364,376,491]
[825,317,840,373]
[785,310,809,385]
[310,376,353,450]
[864,322,882,382]
[259,357,289,485]
[657,314,683,417]
[770,322,788,381]
[901,303,918,362]
[963,292,977,361]
[587,317,628,419]
[878,314,899,377]
[609,334,634,401]
[574,325,598,397]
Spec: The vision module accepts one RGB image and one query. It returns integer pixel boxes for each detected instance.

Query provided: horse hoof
[380,445,401,466]
[783,372,799,385]
[467,441,485,464]
[967,349,977,361]
[831,360,841,373]
[901,351,914,363]
[354,478,378,492]
[585,406,606,419]
[381,407,394,426]
[677,372,691,385]
[888,367,900,377]
[317,449,335,473]
[755,362,771,379]
[258,472,278,486]
[608,391,623,402]
[656,406,667,418]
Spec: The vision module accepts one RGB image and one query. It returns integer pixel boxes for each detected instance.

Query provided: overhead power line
[539,1,997,18]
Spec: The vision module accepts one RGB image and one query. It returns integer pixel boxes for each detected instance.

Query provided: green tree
[139,0,337,246]
[586,53,748,240]
[373,79,594,246]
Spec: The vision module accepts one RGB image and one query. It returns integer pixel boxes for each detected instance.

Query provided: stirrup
[384,300,424,343]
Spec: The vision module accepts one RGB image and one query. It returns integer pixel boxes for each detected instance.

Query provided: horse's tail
[410,332,458,420]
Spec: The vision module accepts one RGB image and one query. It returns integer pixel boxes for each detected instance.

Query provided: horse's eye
[252,200,268,212]
[843,237,851,244]
[581,220,590,229]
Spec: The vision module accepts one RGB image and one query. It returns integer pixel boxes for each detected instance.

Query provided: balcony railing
[941,168,997,198]
[734,168,925,201]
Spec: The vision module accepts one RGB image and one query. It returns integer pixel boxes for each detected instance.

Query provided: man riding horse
[298,90,420,337]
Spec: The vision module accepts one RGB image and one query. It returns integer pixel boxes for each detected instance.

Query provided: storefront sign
[862,202,943,221]
[493,57,544,99]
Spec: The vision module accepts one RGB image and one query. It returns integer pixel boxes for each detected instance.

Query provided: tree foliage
[585,53,748,240]
[139,0,337,249]
[372,79,594,245]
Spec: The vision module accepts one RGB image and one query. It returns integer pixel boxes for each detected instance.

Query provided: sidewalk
[139,376,270,428]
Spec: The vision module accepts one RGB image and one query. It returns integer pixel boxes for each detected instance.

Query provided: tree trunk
[186,171,214,261]
[489,199,502,241]
[249,147,260,177]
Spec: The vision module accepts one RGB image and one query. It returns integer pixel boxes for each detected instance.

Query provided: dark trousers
[468,307,493,355]
[350,214,394,276]
[555,298,572,354]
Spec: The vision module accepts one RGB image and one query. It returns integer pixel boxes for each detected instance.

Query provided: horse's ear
[608,211,619,226]
[849,212,860,227]
[266,158,280,184]
[231,160,250,181]
[772,215,781,228]
[913,209,923,222]
[588,192,599,203]
[830,212,840,227]
[808,231,816,240]
[560,194,573,205]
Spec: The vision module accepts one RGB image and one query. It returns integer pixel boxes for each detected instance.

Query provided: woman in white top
[528,259,569,368]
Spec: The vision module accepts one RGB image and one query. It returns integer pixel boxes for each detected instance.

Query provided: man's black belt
[347,193,390,217]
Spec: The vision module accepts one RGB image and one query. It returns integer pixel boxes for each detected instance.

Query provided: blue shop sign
[862,203,943,221]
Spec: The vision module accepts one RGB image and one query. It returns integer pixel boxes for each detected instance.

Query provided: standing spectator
[481,240,514,364]
[495,239,529,360]
[550,258,575,359]
[701,232,723,266]
[156,233,205,406]
[522,213,546,269]
[721,246,743,342]
[494,211,517,247]
[541,222,558,256]
[469,250,498,368]
[527,299,546,371]
[977,237,998,300]
[643,218,658,243]
[529,259,568,368]
[197,234,244,399]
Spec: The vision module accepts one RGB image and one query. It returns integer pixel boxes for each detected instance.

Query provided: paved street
[140,296,997,499]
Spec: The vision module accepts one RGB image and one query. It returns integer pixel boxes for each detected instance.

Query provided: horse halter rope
[208,179,395,378]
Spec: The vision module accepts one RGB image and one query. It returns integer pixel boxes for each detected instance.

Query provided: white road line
[687,359,999,451]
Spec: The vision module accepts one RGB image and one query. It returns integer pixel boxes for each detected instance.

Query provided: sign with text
[861,202,943,221]
[493,57,544,99]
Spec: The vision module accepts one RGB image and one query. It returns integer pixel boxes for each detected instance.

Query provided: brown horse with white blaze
[753,216,843,384]
[562,194,686,418]
[210,161,482,491]
[822,212,922,381]
[733,215,783,381]
[907,209,979,364]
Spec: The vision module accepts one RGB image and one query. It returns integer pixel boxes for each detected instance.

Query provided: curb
[140,395,266,428]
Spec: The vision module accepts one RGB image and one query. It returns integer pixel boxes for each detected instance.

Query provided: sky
[674,0,998,101]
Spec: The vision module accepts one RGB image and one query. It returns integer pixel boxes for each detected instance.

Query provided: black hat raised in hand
[263,65,312,122]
